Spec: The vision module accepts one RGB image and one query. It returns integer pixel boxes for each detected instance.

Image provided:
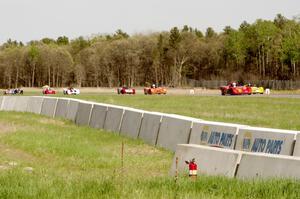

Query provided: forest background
[0,14,299,88]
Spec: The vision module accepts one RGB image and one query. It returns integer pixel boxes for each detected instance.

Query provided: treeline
[0,14,300,88]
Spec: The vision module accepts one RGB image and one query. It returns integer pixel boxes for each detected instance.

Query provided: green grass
[1,112,300,198]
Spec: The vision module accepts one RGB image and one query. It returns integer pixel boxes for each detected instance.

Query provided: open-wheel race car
[63,87,80,95]
[42,85,56,95]
[3,88,23,95]
[144,84,167,95]
[117,87,136,94]
[250,85,264,94]
[220,82,252,95]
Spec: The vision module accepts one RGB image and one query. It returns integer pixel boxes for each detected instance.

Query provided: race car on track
[42,85,56,95]
[63,87,80,95]
[250,85,264,94]
[220,82,252,95]
[144,84,167,95]
[117,87,136,94]
[3,88,23,95]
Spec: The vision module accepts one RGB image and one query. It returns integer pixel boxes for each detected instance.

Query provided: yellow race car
[250,86,264,94]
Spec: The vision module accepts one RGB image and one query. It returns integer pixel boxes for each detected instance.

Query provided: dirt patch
[0,143,37,163]
[0,122,37,164]
[39,118,65,126]
[125,145,161,156]
[0,165,9,171]
[0,122,17,134]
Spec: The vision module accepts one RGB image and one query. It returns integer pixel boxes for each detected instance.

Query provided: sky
[0,0,299,44]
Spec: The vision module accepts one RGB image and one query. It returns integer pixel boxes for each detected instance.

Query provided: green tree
[57,36,69,45]
[205,27,216,38]
[28,44,39,87]
[112,29,129,40]
[274,14,288,29]
[41,38,56,45]
[224,30,246,70]
[281,20,300,77]
[194,29,203,38]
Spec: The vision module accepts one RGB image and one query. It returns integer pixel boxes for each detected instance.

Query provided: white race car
[63,88,80,95]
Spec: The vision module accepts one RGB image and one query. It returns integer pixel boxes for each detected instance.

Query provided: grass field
[1,111,300,199]
[1,90,300,198]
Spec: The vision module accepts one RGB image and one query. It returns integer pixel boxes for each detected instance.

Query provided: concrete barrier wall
[41,97,58,117]
[139,112,163,146]
[189,121,242,149]
[236,152,300,179]
[54,98,70,119]
[170,144,240,177]
[66,99,82,121]
[27,97,44,114]
[292,134,300,157]
[103,105,124,133]
[156,114,198,151]
[2,96,17,111]
[235,127,297,155]
[75,102,93,126]
[89,103,108,129]
[14,96,30,112]
[0,96,3,110]
[120,109,144,139]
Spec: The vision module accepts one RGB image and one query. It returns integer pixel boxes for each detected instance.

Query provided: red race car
[117,87,136,94]
[42,86,56,95]
[220,82,252,95]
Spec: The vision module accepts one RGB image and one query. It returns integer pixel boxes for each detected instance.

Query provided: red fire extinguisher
[185,158,197,178]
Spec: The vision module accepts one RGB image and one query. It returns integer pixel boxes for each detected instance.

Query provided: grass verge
[0,112,300,198]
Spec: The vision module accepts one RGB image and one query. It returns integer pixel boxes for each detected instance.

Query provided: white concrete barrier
[41,97,58,117]
[2,96,17,111]
[75,102,93,126]
[235,127,297,155]
[0,96,3,110]
[89,103,108,129]
[103,105,124,133]
[120,108,144,139]
[54,98,70,118]
[189,121,244,149]
[236,152,300,179]
[292,133,300,157]
[139,112,163,145]
[66,99,83,121]
[14,96,30,112]
[27,96,44,114]
[170,144,240,177]
[156,114,199,151]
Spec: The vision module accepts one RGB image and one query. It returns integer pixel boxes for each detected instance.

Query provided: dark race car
[63,87,80,95]
[220,82,252,95]
[3,88,23,95]
[117,87,136,94]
